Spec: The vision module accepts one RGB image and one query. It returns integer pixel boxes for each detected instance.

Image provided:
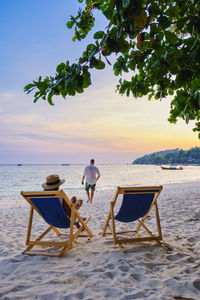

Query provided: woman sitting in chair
[42,174,83,220]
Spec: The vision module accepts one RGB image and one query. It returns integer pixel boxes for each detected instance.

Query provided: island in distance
[132,147,200,165]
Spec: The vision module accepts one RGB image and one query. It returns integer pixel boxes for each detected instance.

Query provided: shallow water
[0,164,200,196]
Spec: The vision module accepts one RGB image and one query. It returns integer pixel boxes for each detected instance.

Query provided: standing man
[81,159,100,203]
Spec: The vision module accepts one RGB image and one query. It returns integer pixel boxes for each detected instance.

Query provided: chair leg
[110,201,117,245]
[69,205,75,247]
[137,219,154,237]
[55,205,74,258]
[102,189,119,236]
[118,243,125,253]
[103,215,112,233]
[135,213,150,233]
[22,225,54,254]
[73,217,92,241]
[102,212,111,235]
[26,207,34,245]
[52,227,61,236]
[58,243,71,257]
[154,202,162,240]
[76,216,94,238]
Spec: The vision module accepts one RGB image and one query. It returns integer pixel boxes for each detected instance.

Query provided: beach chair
[21,190,94,257]
[102,186,163,252]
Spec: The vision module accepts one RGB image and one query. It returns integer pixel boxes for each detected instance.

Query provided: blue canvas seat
[30,196,71,228]
[21,190,94,257]
[102,186,163,252]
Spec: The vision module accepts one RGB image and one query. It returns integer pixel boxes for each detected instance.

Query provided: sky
[0,0,199,164]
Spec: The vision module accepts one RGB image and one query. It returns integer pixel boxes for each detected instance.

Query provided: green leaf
[76,75,83,88]
[158,16,171,29]
[93,31,104,39]
[149,3,161,16]
[102,4,114,20]
[82,71,91,88]
[165,31,178,44]
[126,87,130,97]
[107,37,120,52]
[134,10,148,28]
[94,59,105,70]
[24,83,35,91]
[165,6,181,18]
[151,60,159,69]
[66,20,75,29]
[56,63,66,74]
[33,91,41,103]
[148,94,153,100]
[50,78,63,89]
[47,91,54,105]
[191,78,200,90]
[122,0,130,8]
[76,86,84,93]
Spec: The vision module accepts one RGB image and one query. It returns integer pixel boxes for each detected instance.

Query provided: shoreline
[1,179,200,199]
[0,181,200,299]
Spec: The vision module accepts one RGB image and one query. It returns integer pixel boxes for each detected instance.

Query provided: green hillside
[133,147,200,165]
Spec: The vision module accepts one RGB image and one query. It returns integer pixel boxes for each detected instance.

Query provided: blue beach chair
[21,190,93,257]
[102,186,163,252]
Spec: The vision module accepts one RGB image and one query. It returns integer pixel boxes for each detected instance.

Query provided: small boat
[161,166,183,170]
[17,164,23,166]
[61,163,70,166]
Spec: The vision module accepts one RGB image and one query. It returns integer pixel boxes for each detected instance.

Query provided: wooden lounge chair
[21,190,94,257]
[102,186,163,252]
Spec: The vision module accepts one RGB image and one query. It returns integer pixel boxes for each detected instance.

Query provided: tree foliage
[24,0,200,137]
[133,147,200,165]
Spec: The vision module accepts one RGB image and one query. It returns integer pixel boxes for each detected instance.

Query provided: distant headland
[133,147,200,165]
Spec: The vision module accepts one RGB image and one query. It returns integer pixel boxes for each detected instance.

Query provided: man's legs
[85,183,96,203]
[90,184,96,203]
[85,182,90,202]
[90,190,94,203]
[86,190,90,203]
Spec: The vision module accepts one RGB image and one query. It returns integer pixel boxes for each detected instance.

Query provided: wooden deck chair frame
[102,186,163,252]
[21,190,94,257]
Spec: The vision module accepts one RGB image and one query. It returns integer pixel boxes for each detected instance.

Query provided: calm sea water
[0,164,200,196]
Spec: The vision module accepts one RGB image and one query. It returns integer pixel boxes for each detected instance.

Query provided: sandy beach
[0,181,200,300]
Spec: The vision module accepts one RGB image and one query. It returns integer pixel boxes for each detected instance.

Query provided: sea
[0,164,200,197]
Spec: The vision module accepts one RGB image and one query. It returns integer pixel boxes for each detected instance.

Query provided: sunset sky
[0,0,199,164]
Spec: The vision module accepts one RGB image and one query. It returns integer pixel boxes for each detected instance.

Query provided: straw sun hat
[42,174,65,190]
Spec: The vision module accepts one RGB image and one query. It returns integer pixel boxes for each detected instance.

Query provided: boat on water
[161,166,183,170]
[17,164,23,166]
[61,164,70,166]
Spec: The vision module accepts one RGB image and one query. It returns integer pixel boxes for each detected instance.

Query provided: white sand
[0,182,200,300]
